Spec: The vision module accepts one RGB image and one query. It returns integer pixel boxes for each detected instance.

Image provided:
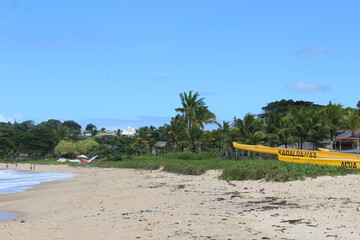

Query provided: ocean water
[0,169,76,221]
[0,212,19,221]
[0,169,76,194]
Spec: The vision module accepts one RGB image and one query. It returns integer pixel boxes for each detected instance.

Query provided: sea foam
[0,169,76,194]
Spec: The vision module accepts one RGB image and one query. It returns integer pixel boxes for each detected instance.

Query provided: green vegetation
[89,156,360,182]
[54,138,99,157]
[1,152,360,182]
[220,160,360,182]
[139,152,218,160]
[0,94,359,160]
[87,152,226,175]
[90,159,221,175]
[0,92,359,182]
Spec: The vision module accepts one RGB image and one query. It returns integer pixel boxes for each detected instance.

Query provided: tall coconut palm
[164,114,186,151]
[324,102,343,148]
[201,130,217,153]
[232,117,242,129]
[271,113,294,148]
[233,113,266,145]
[342,109,360,137]
[193,106,219,129]
[231,114,266,158]
[305,109,327,149]
[175,90,205,132]
[175,91,217,152]
[184,125,203,152]
[216,121,232,156]
[134,126,152,155]
[263,112,283,147]
[289,107,310,149]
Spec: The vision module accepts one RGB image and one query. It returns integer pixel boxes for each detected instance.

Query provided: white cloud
[0,114,23,123]
[285,81,332,93]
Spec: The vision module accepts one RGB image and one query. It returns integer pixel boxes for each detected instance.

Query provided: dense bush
[220,160,360,182]
[133,152,217,160]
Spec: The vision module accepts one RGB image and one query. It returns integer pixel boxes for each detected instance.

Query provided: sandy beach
[1,163,360,240]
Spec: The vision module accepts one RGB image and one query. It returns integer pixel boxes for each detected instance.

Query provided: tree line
[0,92,359,159]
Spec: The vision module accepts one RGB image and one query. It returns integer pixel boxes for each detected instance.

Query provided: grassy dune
[85,153,360,182]
[2,153,359,182]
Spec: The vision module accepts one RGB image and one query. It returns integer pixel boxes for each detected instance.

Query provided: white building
[122,127,136,136]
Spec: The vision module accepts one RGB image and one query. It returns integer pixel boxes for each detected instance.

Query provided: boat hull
[232,142,280,155]
[277,154,360,169]
[232,142,359,168]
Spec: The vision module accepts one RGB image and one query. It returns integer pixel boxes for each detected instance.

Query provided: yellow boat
[232,142,279,155]
[232,142,360,169]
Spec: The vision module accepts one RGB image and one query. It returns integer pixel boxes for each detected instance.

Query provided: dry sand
[1,163,360,240]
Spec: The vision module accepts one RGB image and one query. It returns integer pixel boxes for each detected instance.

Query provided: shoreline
[0,164,80,224]
[1,164,360,239]
[0,212,18,222]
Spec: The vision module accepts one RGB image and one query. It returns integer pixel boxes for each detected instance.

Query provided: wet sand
[1,163,360,240]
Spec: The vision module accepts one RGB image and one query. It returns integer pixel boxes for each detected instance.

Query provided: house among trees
[121,127,136,136]
[0,94,358,159]
[80,130,92,136]
[335,128,360,150]
[80,128,135,137]
[98,130,117,136]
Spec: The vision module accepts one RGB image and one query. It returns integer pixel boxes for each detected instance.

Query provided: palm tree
[263,112,283,147]
[305,109,327,149]
[175,91,218,152]
[324,102,343,149]
[274,114,294,148]
[185,125,203,152]
[216,121,232,156]
[134,127,152,155]
[200,130,217,153]
[232,114,266,158]
[290,107,310,149]
[164,114,186,152]
[233,113,266,145]
[147,125,160,153]
[342,109,360,137]
[175,90,205,132]
[193,106,219,129]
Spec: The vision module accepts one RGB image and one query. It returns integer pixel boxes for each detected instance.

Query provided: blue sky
[0,0,359,130]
